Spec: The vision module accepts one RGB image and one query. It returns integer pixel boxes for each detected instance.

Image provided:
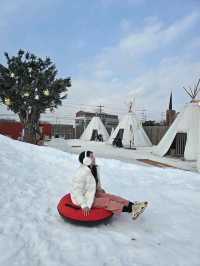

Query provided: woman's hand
[82,207,90,216]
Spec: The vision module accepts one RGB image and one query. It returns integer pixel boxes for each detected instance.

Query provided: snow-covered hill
[0,134,200,266]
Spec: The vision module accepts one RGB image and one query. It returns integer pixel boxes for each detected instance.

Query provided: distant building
[75,111,119,138]
[143,93,177,145]
[166,92,176,126]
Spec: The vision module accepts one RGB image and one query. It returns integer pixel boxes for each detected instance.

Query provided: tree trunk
[23,122,41,144]
[19,108,41,144]
[23,122,38,144]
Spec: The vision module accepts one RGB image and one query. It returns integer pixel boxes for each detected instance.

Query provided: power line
[0,101,152,123]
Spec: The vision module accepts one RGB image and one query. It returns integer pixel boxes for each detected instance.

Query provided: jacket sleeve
[71,174,88,209]
[84,171,97,209]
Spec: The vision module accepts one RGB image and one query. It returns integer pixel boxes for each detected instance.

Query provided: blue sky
[0,0,200,122]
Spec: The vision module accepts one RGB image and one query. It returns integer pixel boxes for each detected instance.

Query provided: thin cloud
[0,8,199,123]
[99,0,145,8]
[72,12,200,120]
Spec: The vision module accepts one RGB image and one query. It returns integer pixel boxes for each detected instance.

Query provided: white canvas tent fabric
[80,116,109,141]
[110,127,114,136]
[197,155,200,172]
[154,102,200,160]
[108,112,152,147]
[197,107,200,171]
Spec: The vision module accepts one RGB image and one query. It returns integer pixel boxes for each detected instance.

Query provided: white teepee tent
[80,116,109,141]
[154,101,200,160]
[108,111,152,148]
[197,118,200,171]
[197,158,200,172]
[154,80,200,161]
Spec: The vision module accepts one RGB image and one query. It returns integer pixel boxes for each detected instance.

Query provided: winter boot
[131,201,148,220]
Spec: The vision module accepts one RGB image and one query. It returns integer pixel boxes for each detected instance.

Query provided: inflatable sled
[57,193,113,225]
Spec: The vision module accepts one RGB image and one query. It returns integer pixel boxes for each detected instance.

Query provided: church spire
[169,92,172,110]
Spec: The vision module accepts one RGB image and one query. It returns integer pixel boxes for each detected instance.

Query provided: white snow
[47,138,197,172]
[1,134,200,266]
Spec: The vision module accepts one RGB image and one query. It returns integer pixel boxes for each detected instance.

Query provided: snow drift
[0,134,200,266]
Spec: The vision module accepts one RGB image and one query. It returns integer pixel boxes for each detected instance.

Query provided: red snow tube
[57,193,113,225]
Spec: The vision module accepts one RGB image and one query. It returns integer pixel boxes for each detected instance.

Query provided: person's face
[90,153,96,165]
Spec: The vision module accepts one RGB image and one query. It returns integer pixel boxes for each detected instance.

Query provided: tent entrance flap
[166,133,187,157]
[91,129,98,141]
[113,129,124,147]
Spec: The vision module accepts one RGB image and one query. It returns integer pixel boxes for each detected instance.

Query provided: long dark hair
[78,151,98,185]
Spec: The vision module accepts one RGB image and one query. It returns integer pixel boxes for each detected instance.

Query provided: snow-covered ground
[1,134,200,266]
[46,138,197,172]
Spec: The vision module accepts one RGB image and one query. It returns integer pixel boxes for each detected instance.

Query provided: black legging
[122,202,133,213]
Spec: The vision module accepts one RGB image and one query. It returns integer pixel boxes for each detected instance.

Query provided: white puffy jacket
[70,165,102,209]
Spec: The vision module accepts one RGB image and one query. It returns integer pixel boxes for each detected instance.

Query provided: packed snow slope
[0,134,200,266]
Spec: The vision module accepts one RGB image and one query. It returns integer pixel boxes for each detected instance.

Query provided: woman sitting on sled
[70,151,148,219]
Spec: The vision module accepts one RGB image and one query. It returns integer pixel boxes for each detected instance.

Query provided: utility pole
[96,104,104,114]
